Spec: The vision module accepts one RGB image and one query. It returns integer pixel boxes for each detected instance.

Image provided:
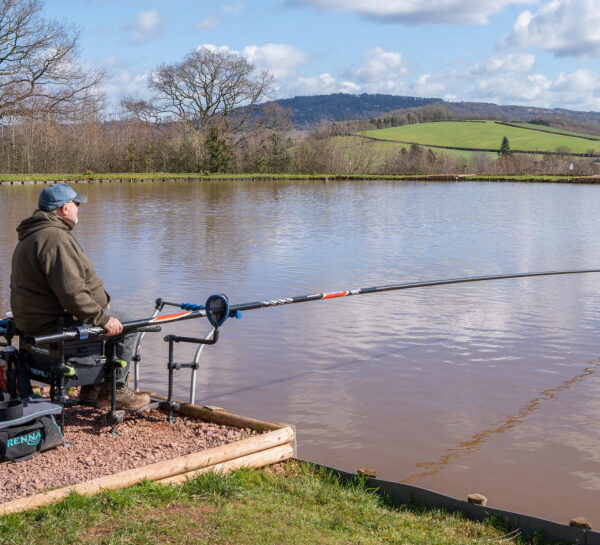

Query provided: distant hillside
[272,93,440,126]
[270,93,600,132]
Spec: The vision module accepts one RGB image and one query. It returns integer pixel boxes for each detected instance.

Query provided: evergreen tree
[204,127,231,173]
[499,136,512,157]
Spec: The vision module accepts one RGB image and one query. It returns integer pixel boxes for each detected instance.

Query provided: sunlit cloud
[195,17,219,31]
[286,0,534,25]
[194,2,244,31]
[472,53,536,75]
[243,43,307,79]
[122,9,164,45]
[503,0,600,58]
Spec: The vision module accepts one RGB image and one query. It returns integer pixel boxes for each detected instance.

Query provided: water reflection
[403,362,599,482]
[2,180,600,524]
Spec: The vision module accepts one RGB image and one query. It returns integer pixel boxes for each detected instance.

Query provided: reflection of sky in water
[3,180,600,523]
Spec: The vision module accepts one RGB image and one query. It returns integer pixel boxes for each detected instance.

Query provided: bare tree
[120,98,163,127]
[125,46,274,136]
[0,0,106,121]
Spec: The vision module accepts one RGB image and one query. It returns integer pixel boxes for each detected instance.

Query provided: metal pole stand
[160,330,219,424]
[109,356,126,436]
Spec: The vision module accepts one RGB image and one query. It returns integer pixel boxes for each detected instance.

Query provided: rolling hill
[268,93,600,132]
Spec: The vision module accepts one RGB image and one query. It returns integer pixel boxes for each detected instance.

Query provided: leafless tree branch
[0,0,106,121]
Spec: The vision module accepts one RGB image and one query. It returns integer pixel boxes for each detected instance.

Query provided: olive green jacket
[10,210,110,335]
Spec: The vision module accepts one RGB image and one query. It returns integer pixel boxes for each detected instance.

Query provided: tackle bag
[0,396,64,462]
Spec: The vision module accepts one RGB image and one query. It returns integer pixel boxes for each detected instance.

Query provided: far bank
[2,172,600,185]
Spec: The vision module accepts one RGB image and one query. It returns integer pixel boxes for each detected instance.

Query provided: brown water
[2,179,600,525]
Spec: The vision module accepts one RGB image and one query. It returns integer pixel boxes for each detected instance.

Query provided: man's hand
[104,316,123,336]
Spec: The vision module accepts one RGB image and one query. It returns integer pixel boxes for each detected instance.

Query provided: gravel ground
[0,403,258,504]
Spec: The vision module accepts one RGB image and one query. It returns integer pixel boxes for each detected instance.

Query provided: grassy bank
[0,460,548,545]
[0,171,597,184]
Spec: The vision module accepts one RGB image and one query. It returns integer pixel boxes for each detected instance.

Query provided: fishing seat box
[18,337,108,389]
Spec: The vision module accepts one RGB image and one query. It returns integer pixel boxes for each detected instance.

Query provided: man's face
[60,200,79,227]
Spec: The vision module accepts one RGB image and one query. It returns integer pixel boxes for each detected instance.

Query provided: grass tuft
[180,471,243,501]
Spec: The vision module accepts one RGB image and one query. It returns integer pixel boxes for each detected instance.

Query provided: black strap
[0,400,23,422]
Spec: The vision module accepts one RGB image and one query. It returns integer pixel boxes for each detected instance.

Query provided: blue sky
[44,0,600,113]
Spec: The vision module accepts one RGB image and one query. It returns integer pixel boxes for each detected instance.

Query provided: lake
[2,179,600,525]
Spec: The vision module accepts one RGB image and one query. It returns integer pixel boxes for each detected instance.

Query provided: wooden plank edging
[151,395,287,433]
[156,443,294,484]
[0,426,294,516]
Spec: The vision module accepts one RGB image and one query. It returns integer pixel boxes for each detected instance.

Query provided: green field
[502,122,600,140]
[361,121,600,155]
[327,135,496,162]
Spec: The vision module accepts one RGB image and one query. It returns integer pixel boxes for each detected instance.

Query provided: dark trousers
[104,308,138,386]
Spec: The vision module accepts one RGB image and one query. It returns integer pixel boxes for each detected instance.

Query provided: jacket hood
[16,209,71,241]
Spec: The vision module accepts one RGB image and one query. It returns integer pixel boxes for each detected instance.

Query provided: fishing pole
[30,268,600,345]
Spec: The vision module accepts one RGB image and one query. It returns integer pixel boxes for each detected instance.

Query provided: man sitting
[10,184,150,410]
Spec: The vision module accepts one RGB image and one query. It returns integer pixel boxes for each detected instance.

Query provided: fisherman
[9,184,150,410]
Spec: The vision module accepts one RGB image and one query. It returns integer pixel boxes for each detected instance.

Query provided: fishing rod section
[30,267,600,346]
[31,293,236,346]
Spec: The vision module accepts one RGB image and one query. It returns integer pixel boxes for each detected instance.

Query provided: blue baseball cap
[38,184,87,211]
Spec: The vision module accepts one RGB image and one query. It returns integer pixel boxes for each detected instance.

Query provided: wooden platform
[0,402,295,516]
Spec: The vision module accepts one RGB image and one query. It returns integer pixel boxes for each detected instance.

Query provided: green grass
[0,461,550,545]
[0,172,598,184]
[0,172,320,182]
[0,171,598,183]
[500,122,600,140]
[361,120,600,155]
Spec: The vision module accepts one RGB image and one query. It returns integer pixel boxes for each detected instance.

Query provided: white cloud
[195,2,244,31]
[410,74,446,97]
[123,9,163,45]
[196,43,234,55]
[242,43,307,79]
[475,73,552,104]
[101,70,152,113]
[196,42,307,82]
[274,46,412,96]
[548,69,600,109]
[472,53,535,75]
[195,17,219,31]
[470,69,600,110]
[223,2,244,14]
[287,0,533,25]
[287,73,360,95]
[353,47,407,83]
[421,58,600,111]
[503,0,600,57]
